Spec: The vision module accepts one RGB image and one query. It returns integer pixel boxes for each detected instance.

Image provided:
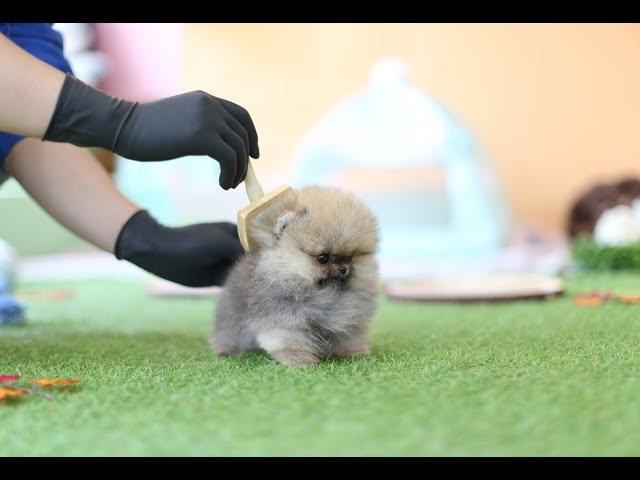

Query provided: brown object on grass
[616,294,640,304]
[573,296,605,307]
[31,378,81,388]
[572,290,640,306]
[0,387,27,400]
[384,274,565,302]
[0,374,20,383]
[16,289,75,301]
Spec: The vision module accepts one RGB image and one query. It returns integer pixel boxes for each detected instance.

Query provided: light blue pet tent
[290,58,511,272]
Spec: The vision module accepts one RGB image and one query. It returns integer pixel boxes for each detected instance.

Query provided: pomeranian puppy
[210,186,379,365]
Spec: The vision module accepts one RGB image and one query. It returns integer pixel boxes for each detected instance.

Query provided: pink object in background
[94,23,182,101]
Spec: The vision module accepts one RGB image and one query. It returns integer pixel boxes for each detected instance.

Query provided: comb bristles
[237,185,293,251]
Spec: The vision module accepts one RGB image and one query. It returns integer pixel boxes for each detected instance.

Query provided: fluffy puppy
[210,186,380,365]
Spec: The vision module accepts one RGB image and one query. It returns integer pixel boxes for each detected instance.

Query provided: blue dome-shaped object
[291,58,510,275]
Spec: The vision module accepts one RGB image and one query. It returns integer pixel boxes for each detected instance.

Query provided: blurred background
[2,23,640,283]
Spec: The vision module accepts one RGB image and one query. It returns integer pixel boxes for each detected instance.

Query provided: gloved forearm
[6,138,243,288]
[42,73,136,152]
[43,74,259,189]
[1,31,259,190]
[115,210,243,287]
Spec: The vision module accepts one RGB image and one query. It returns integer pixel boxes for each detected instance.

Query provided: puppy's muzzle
[318,264,351,288]
[329,264,350,280]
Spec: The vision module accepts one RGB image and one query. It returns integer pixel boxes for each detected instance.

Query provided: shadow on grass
[2,330,211,361]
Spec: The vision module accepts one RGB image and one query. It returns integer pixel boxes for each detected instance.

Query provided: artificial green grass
[3,273,640,456]
[572,235,640,271]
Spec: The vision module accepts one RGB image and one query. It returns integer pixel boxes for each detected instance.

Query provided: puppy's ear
[274,207,307,239]
[274,211,296,238]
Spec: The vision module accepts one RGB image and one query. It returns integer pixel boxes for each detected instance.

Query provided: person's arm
[6,139,135,252]
[0,31,259,190]
[0,33,65,138]
[5,139,244,286]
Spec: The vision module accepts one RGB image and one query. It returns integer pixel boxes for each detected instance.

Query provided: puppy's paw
[332,343,371,358]
[210,338,245,357]
[270,349,321,366]
[257,330,320,366]
[214,348,244,357]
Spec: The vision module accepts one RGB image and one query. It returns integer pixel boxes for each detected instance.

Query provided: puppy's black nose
[338,266,348,276]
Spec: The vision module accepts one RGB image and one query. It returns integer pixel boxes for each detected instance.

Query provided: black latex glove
[115,210,244,287]
[43,74,259,189]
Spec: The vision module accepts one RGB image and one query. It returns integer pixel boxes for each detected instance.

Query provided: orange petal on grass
[16,289,75,301]
[573,297,605,307]
[0,387,27,400]
[31,378,81,388]
[617,294,640,304]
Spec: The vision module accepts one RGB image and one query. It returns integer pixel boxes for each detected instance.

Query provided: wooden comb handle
[244,161,265,202]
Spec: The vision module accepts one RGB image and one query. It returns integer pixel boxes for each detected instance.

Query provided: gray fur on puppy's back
[210,254,258,354]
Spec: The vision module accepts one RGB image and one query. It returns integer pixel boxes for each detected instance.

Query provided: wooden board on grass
[384,274,564,302]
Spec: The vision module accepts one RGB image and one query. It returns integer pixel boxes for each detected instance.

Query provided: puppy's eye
[316,253,330,265]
